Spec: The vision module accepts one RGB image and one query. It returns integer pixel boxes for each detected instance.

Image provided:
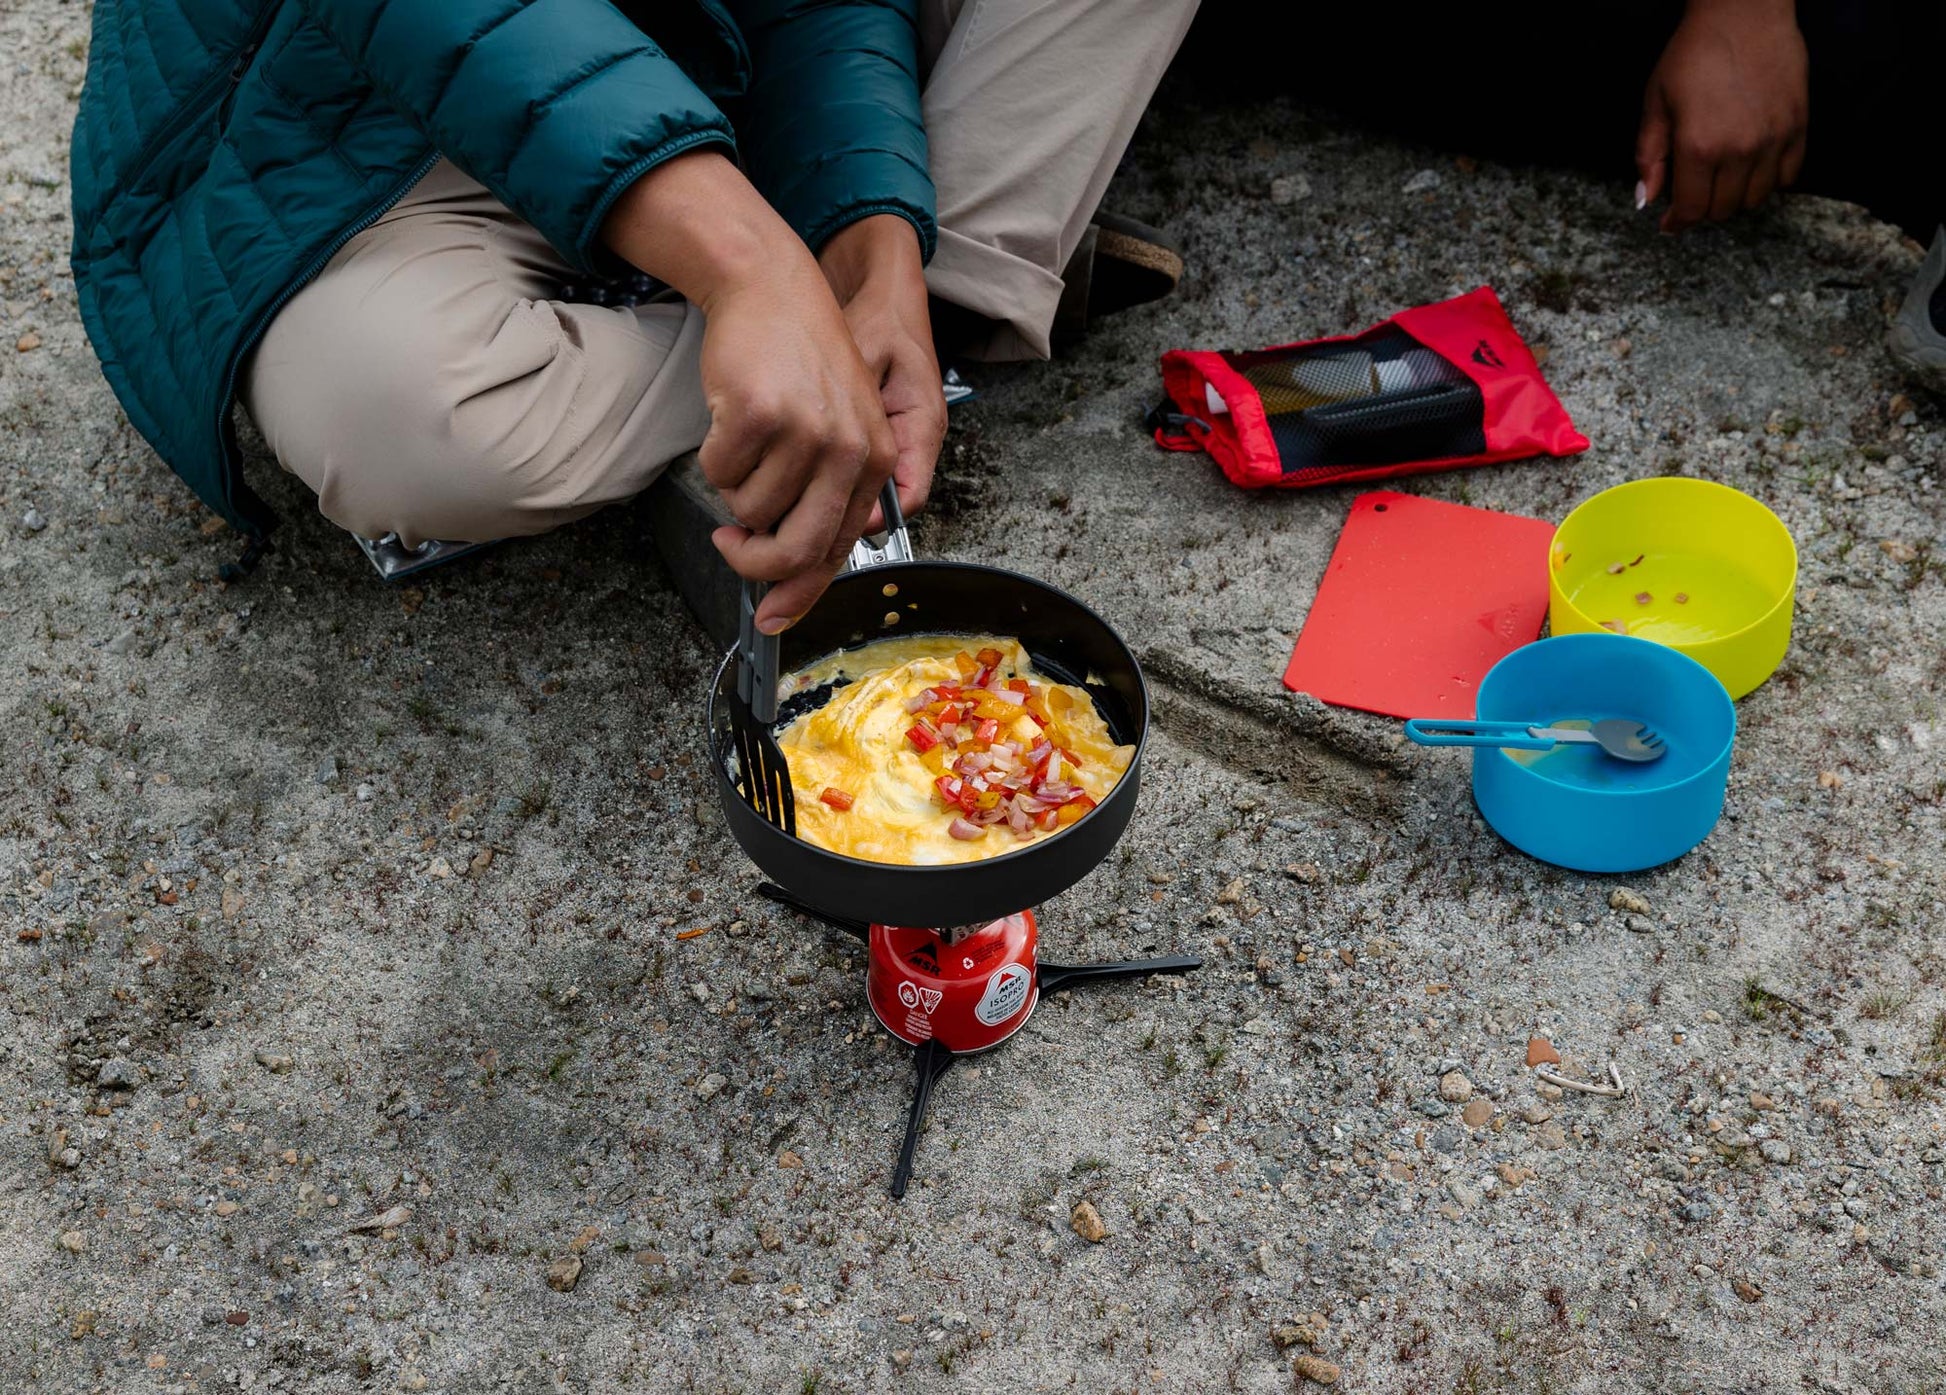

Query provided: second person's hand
[602,151,897,633]
[1635,0,1807,233]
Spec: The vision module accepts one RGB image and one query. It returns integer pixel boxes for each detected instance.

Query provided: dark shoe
[1054,211,1184,340]
[1888,226,1946,395]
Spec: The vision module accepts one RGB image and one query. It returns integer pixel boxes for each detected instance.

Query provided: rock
[96,1057,140,1090]
[1676,1201,1714,1223]
[1216,877,1244,905]
[567,1225,601,1255]
[1536,1083,1564,1103]
[1401,168,1443,194]
[16,332,42,353]
[1446,1178,1480,1208]
[777,1150,803,1169]
[224,1311,249,1326]
[1269,174,1311,205]
[1413,1099,1450,1118]
[1535,1122,1568,1150]
[469,848,495,876]
[1294,1354,1341,1386]
[1520,1104,1554,1125]
[355,783,374,802]
[1069,1200,1107,1243]
[1271,1324,1323,1350]
[1496,1163,1534,1187]
[1750,1093,1774,1111]
[1284,863,1321,883]
[1609,888,1651,915]
[57,1231,85,1254]
[214,1201,240,1218]
[57,1147,81,1170]
[254,1049,295,1075]
[69,1310,97,1340]
[313,757,339,785]
[1437,1071,1473,1103]
[221,888,246,921]
[346,1204,411,1234]
[1461,1099,1493,1129]
[1625,915,1653,934]
[427,857,453,879]
[695,1073,727,1100]
[1252,1243,1278,1276]
[1525,1037,1561,1068]
[545,1254,583,1292]
[1732,1278,1763,1304]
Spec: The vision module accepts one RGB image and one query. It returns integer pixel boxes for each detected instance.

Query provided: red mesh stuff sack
[1150,287,1588,489]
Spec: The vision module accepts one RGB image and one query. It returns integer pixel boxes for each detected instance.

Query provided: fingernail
[757,616,792,636]
[1634,180,1648,212]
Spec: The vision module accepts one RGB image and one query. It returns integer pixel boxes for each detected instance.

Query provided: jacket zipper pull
[230,44,258,82]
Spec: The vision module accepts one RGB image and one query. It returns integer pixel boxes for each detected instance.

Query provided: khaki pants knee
[242,160,710,548]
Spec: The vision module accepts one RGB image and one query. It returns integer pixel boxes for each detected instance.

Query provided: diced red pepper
[937,703,964,727]
[932,684,962,701]
[905,722,941,753]
[1059,747,1084,769]
[972,666,995,690]
[974,717,1001,746]
[933,775,962,808]
[819,787,855,812]
[1033,808,1059,832]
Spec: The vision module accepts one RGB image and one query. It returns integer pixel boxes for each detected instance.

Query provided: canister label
[973,963,1033,1026]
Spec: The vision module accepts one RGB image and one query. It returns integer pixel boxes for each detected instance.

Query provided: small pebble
[1294,1355,1341,1386]
[695,1073,727,1100]
[545,1254,582,1292]
[1437,1071,1473,1103]
[1609,888,1651,915]
[1525,1037,1561,1068]
[1069,1200,1107,1244]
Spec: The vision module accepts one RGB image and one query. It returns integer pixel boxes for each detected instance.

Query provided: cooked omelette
[775,635,1132,865]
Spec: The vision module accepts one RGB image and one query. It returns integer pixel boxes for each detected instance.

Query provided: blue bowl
[1471,635,1736,873]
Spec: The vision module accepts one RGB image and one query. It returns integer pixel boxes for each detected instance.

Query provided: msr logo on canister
[974,963,1033,1026]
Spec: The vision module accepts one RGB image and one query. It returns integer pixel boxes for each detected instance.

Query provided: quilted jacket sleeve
[730,0,935,260]
[295,0,738,275]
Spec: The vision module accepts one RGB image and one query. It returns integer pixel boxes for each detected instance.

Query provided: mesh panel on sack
[1231,326,1485,481]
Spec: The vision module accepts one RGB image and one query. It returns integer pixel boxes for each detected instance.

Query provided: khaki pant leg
[917,0,1200,362]
[241,160,710,548]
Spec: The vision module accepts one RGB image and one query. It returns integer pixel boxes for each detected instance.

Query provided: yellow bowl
[1548,478,1796,700]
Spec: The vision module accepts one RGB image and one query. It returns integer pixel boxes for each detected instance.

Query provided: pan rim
[703,559,1150,882]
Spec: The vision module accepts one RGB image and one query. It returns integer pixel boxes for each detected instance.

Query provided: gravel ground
[4,6,1945,1393]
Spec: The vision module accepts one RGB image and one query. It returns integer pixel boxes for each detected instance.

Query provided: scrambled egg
[776,635,1132,865]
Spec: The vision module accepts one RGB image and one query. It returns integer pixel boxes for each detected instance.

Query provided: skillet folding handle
[1402,718,1553,751]
[890,1037,955,1200]
[754,881,869,942]
[848,478,913,572]
[736,578,781,724]
[1037,953,1203,996]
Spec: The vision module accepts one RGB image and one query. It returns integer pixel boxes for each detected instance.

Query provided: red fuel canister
[866,910,1039,1052]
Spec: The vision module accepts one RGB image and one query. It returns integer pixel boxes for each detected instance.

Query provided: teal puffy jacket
[70,0,935,542]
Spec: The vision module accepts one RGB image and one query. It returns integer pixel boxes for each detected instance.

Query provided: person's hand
[817,215,945,525]
[602,152,896,632]
[1635,0,1808,233]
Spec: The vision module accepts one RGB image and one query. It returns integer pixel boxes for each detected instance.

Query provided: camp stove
[708,487,1200,1197]
[756,883,1198,1197]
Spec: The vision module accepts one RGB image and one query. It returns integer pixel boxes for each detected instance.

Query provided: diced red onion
[987,687,1026,705]
[1008,805,1030,835]
[948,817,984,841]
[904,692,932,714]
[1028,742,1052,764]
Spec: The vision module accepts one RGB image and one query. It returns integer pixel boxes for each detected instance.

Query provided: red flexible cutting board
[1282,490,1554,718]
